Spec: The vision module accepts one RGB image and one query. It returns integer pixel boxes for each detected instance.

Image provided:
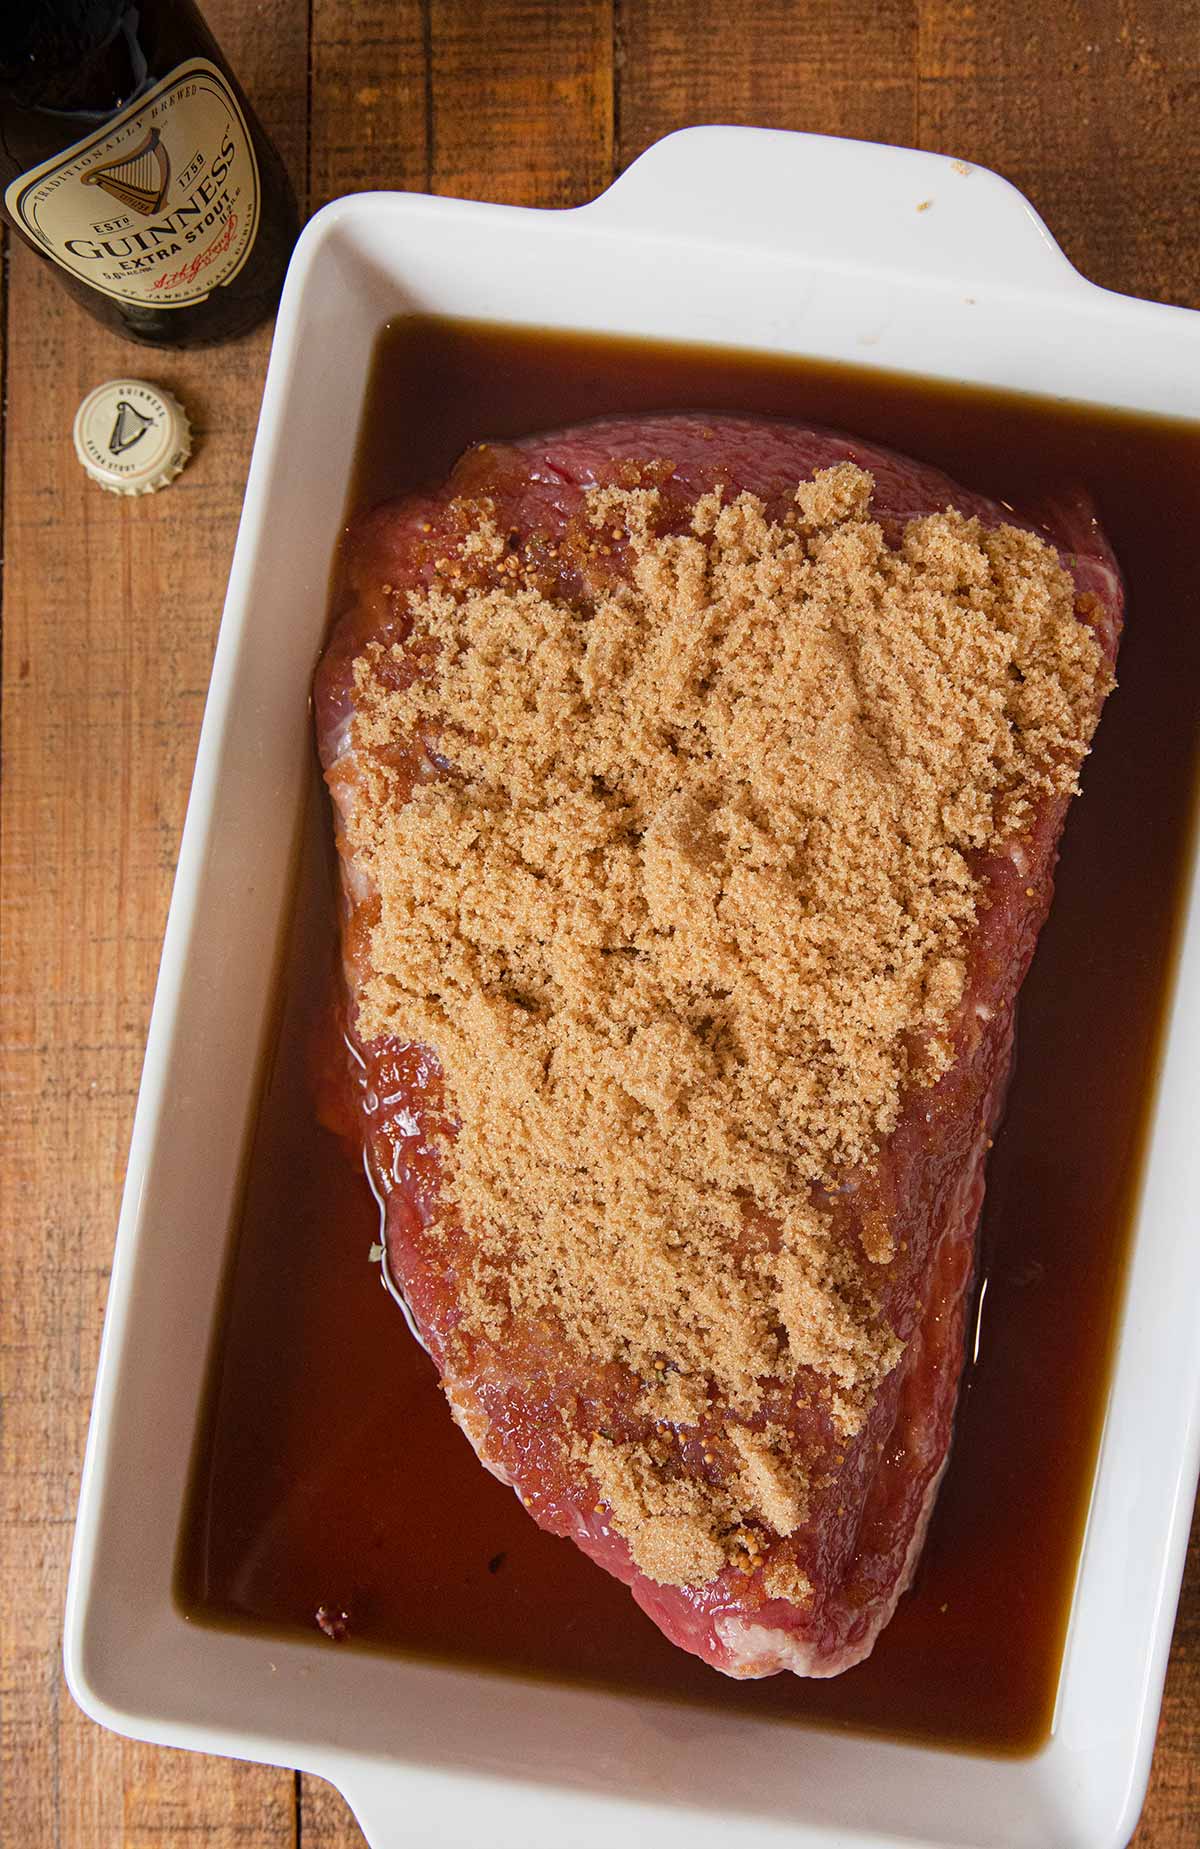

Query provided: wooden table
[2,2,1197,1843]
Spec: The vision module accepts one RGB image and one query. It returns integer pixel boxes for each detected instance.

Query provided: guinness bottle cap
[73,379,192,495]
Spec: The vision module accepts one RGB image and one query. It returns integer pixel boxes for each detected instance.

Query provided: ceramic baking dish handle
[330,1766,603,1849]
[331,1764,814,1849]
[581,125,1088,297]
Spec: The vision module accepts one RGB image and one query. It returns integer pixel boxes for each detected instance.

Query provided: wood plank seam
[612,0,625,178]
[0,225,7,779]
[421,0,435,193]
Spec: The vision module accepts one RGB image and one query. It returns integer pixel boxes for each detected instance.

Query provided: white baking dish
[64,127,1200,1849]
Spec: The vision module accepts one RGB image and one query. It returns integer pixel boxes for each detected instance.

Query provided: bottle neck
[0,2,151,117]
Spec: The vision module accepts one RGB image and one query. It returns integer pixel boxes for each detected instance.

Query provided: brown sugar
[345,464,1110,1586]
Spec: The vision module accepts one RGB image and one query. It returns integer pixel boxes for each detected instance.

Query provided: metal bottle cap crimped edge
[73,379,192,495]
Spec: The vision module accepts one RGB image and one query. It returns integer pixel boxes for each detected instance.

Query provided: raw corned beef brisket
[314,412,1123,1679]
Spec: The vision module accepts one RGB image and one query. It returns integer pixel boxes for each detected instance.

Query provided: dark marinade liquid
[176,317,1200,1754]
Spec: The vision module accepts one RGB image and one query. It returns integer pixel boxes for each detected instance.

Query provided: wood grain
[0,0,306,1843]
[617,0,917,165]
[916,0,1200,308]
[309,0,426,212]
[428,0,613,205]
[1,1,1196,1844]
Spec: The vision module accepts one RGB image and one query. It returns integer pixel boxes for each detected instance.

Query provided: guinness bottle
[0,1,300,346]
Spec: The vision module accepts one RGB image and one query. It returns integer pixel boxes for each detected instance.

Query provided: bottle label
[4,58,261,309]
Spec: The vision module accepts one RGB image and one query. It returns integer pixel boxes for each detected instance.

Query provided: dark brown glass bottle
[0,0,300,346]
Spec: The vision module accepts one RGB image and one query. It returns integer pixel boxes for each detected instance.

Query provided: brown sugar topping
[346,463,1110,1586]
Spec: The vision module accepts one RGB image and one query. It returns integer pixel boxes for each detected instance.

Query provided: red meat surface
[314,413,1122,1679]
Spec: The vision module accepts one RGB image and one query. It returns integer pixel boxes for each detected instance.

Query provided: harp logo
[3,59,260,309]
[108,399,156,456]
[80,128,172,219]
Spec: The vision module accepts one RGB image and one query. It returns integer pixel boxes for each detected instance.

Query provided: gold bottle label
[5,58,261,309]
